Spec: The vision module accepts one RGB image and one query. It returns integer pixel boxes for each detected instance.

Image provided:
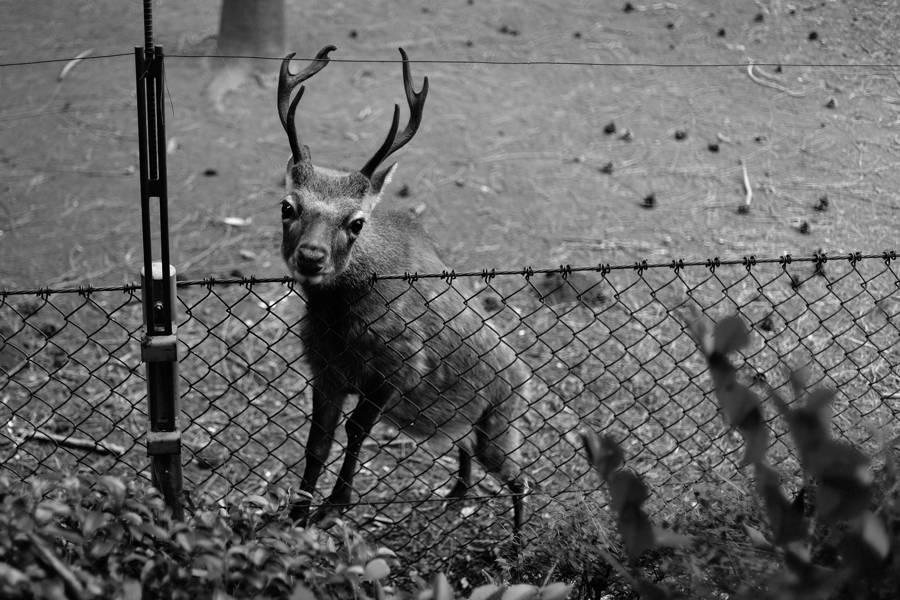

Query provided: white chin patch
[290,267,326,287]
[301,275,325,286]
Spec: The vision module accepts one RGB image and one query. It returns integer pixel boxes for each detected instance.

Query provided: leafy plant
[578,432,690,599]
[554,312,898,599]
[0,473,573,600]
[687,312,899,599]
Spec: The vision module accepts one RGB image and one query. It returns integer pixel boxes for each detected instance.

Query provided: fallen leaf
[222,217,252,227]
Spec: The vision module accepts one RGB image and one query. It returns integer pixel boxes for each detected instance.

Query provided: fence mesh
[2,254,900,569]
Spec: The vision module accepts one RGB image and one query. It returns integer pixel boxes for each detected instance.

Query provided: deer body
[276,46,529,529]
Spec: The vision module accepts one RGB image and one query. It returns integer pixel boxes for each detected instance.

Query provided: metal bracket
[147,430,181,455]
[141,334,178,362]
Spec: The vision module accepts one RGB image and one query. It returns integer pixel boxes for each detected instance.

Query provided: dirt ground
[3,1,900,289]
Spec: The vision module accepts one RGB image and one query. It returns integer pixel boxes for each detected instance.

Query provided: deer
[276,45,531,532]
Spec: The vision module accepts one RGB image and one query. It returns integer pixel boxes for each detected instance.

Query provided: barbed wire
[2,251,895,297]
[3,51,900,70]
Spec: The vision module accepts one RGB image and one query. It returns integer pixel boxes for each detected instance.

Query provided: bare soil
[3,1,900,288]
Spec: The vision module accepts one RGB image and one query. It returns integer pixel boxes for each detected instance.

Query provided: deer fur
[277,46,530,530]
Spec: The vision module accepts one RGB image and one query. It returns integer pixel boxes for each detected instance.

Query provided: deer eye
[348,219,365,236]
[281,198,297,220]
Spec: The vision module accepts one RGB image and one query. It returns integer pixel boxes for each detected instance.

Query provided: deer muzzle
[294,244,329,277]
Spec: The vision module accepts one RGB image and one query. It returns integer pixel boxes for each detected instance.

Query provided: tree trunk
[218,0,285,58]
[208,0,287,111]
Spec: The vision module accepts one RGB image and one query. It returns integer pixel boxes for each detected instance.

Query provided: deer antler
[360,48,429,179]
[279,45,337,165]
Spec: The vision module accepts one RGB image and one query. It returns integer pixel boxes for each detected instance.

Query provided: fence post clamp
[147,430,181,455]
[141,334,178,362]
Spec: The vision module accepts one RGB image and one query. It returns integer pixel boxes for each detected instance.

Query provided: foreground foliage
[556,313,899,599]
[0,474,571,600]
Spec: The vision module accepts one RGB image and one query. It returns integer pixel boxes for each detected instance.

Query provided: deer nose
[296,245,328,274]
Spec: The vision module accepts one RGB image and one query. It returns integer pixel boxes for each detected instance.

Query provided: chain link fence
[2,253,900,567]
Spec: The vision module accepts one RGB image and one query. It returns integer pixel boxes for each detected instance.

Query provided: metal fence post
[140,263,183,519]
[135,0,183,520]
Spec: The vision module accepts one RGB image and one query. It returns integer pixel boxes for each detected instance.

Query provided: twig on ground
[630,2,679,10]
[751,63,785,83]
[741,160,753,209]
[25,429,125,456]
[58,48,94,81]
[746,62,822,97]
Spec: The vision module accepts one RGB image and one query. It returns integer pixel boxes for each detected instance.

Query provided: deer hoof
[309,504,342,527]
[288,499,312,526]
[443,479,469,500]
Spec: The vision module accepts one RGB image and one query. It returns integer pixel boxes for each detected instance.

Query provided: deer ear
[285,156,294,189]
[370,163,398,195]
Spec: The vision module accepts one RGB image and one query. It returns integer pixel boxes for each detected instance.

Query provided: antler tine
[278,45,337,163]
[284,86,307,165]
[360,48,429,179]
[391,48,429,154]
[361,105,400,179]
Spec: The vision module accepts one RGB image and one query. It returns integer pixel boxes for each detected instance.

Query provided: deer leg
[289,385,347,524]
[446,447,471,500]
[473,435,529,534]
[472,406,528,534]
[310,390,389,522]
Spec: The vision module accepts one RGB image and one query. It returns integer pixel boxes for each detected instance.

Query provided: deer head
[278,46,429,287]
